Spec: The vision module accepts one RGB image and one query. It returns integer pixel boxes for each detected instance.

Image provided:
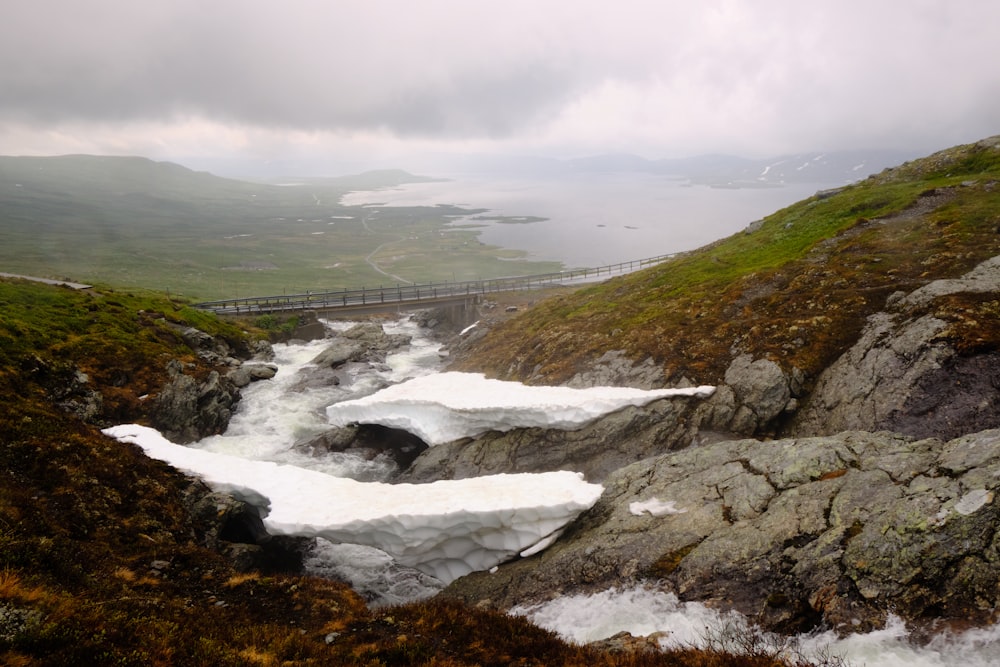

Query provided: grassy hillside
[0,156,560,301]
[453,137,1000,388]
[0,277,816,664]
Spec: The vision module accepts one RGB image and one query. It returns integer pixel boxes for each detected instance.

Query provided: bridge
[193,253,678,317]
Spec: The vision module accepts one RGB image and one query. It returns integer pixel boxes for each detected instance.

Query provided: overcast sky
[2,0,999,173]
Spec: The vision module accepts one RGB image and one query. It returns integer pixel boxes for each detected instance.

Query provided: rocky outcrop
[566,350,666,390]
[398,395,715,483]
[149,360,242,443]
[181,481,307,573]
[789,255,1000,440]
[443,428,1000,634]
[143,324,275,443]
[226,363,278,388]
[398,349,802,483]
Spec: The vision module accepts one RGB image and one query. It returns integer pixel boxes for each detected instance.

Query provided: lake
[340,173,840,268]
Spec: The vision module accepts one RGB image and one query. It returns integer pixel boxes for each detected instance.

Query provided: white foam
[516,586,1000,666]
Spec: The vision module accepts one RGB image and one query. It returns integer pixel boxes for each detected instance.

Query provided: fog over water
[340,174,836,267]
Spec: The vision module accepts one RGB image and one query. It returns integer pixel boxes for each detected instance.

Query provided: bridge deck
[194,253,677,317]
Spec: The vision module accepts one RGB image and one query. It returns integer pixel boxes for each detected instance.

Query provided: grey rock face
[566,350,665,390]
[398,395,709,483]
[399,351,802,484]
[897,254,1000,309]
[443,429,1000,634]
[150,360,242,443]
[790,255,1000,440]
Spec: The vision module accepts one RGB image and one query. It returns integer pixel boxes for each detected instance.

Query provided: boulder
[443,429,1000,635]
[310,340,366,368]
[226,363,278,388]
[718,354,798,433]
[309,323,411,368]
[149,360,242,443]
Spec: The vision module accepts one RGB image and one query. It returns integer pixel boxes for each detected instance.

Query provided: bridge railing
[194,252,680,316]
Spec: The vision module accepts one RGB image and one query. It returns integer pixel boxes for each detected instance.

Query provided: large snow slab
[103,424,603,583]
[326,371,715,445]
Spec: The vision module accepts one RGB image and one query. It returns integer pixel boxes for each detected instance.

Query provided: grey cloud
[2,0,999,158]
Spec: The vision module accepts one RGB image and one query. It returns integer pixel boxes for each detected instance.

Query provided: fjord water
[340,173,834,267]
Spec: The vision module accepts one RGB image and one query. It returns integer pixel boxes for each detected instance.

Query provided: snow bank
[326,371,715,445]
[103,424,603,583]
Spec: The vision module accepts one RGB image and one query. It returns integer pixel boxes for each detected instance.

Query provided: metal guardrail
[194,253,678,316]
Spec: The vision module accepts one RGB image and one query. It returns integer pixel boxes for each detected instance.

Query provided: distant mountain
[562,150,922,186]
[396,149,924,187]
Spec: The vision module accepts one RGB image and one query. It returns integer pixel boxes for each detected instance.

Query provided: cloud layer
[3,0,999,168]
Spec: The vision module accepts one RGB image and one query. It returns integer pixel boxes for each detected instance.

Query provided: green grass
[0,156,562,301]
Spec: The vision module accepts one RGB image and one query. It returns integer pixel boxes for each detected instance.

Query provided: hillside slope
[452,137,1000,397]
[0,281,805,665]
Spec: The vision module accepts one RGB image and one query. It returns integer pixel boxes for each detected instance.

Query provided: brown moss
[649,543,700,577]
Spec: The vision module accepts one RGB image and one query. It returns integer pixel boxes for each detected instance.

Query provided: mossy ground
[0,279,815,664]
[453,138,1000,394]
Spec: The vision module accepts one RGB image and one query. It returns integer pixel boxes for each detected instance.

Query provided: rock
[719,354,796,433]
[566,350,665,390]
[296,424,428,472]
[587,630,668,654]
[309,323,411,368]
[398,394,709,483]
[167,323,238,365]
[790,254,1000,440]
[442,429,1000,634]
[149,360,241,443]
[0,603,43,645]
[226,363,278,388]
[290,311,328,342]
[897,255,1000,309]
[311,340,366,368]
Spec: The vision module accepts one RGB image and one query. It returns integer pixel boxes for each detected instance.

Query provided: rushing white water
[515,586,1000,666]
[194,317,443,478]
[191,316,451,604]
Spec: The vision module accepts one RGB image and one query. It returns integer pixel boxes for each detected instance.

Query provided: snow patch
[629,498,687,517]
[103,424,603,583]
[326,371,715,445]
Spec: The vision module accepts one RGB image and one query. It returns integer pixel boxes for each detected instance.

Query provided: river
[178,316,1000,665]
